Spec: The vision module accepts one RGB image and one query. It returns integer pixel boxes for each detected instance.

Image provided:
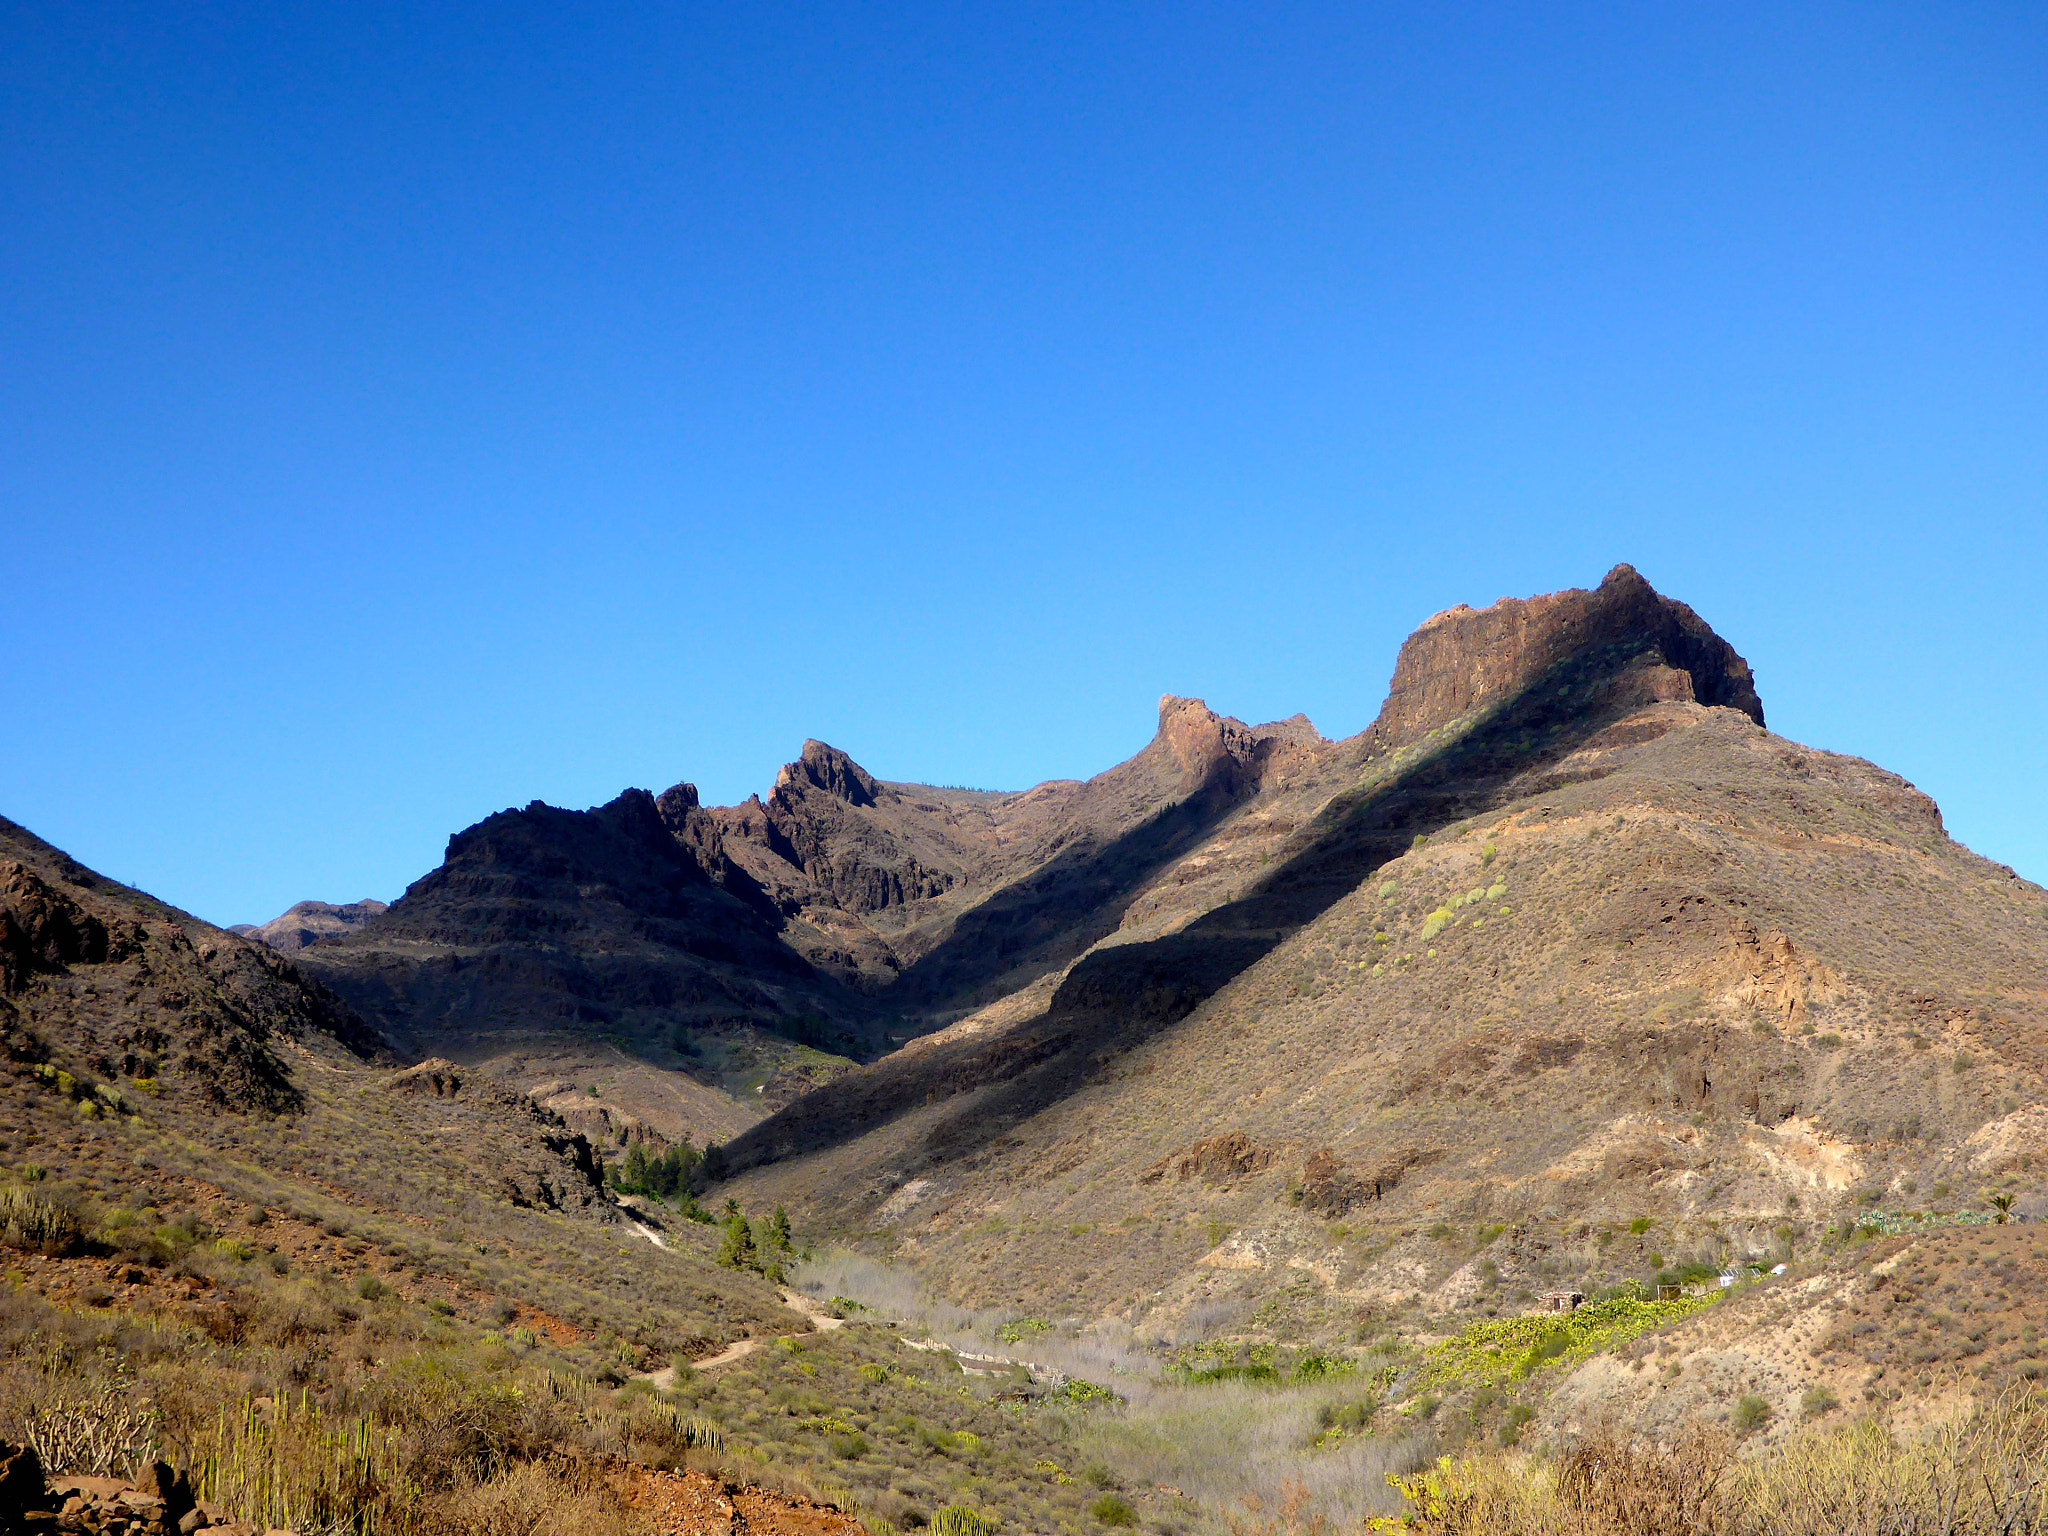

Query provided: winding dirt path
[638,1288,843,1389]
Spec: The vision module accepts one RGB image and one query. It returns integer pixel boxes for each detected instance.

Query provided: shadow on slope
[888,778,1258,1018]
[719,632,1742,1178]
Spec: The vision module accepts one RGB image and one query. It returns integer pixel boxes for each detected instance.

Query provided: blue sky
[4,2,2044,925]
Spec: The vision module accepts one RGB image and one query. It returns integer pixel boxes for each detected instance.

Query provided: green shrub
[1733,1393,1773,1435]
[1089,1494,1137,1527]
[1170,1342,1280,1385]
[355,1274,388,1302]
[1800,1384,1839,1420]
[1290,1349,1352,1382]
[1424,1294,1718,1388]
[1628,1217,1652,1235]
[1057,1378,1117,1405]
[1314,1397,1379,1440]
[829,1432,870,1459]
[1498,1404,1535,1446]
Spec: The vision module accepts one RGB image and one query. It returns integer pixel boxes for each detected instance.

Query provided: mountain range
[9,563,2047,1529]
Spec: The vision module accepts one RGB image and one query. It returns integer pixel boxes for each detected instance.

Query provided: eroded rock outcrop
[1364,563,1764,753]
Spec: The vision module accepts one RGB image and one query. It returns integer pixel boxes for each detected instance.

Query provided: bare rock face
[1139,1132,1278,1186]
[1364,563,1764,753]
[1153,697,1333,797]
[229,898,387,953]
[387,1056,464,1097]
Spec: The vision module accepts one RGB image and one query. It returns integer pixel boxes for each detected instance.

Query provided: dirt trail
[639,1288,843,1389]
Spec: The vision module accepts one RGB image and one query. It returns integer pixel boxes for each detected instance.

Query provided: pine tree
[716,1210,757,1271]
[769,1206,793,1251]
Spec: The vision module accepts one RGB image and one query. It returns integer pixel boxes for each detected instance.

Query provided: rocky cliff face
[291,689,1336,1104]
[1364,564,1763,753]
[285,567,1857,1181]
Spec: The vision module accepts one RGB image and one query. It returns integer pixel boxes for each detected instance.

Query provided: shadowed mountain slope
[286,672,1335,1140]
[1,814,382,1113]
[716,564,1768,1174]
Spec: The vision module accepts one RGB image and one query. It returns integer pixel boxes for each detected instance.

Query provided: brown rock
[0,1440,47,1520]
[1139,1132,1276,1186]
[141,1461,195,1524]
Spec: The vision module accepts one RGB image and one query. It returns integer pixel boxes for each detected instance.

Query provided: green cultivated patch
[1422,1293,1718,1389]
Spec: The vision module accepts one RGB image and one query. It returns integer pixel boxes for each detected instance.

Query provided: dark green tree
[717,1210,757,1271]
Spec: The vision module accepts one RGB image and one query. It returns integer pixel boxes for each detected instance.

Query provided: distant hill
[232,897,387,952]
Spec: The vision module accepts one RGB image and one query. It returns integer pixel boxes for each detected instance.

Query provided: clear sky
[4,2,2044,926]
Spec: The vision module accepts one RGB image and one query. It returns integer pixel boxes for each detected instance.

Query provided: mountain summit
[1366,564,1763,752]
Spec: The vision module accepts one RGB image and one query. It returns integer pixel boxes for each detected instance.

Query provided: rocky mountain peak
[775,740,881,807]
[1151,696,1331,793]
[1365,562,1764,753]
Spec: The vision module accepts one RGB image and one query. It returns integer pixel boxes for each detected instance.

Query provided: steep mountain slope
[719,567,2048,1335]
[0,813,810,1347]
[2,815,382,1112]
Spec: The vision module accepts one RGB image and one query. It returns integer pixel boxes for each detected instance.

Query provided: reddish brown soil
[606,1461,864,1536]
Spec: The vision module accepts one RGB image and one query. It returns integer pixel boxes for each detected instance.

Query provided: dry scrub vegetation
[1368,1383,2048,1536]
[0,1037,1113,1532]
[799,1246,2048,1536]
[0,1164,1119,1533]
